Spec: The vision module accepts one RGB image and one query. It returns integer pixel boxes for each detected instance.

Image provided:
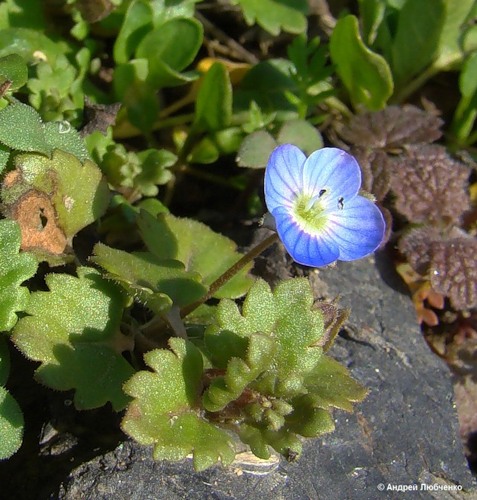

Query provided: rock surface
[58,251,476,499]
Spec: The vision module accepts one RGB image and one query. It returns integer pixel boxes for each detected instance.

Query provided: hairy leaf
[430,237,477,310]
[91,242,207,308]
[12,268,133,410]
[122,338,235,471]
[352,147,392,201]
[137,211,253,299]
[277,119,323,155]
[339,105,443,149]
[0,385,23,460]
[208,278,325,387]
[0,101,51,155]
[236,130,277,169]
[389,145,470,224]
[0,220,37,331]
[398,226,441,275]
[2,150,110,256]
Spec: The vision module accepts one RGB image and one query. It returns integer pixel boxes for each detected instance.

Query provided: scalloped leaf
[137,211,253,299]
[2,150,110,256]
[208,278,325,384]
[339,105,443,149]
[303,356,368,412]
[12,267,133,410]
[0,101,52,155]
[0,219,37,332]
[389,144,470,224]
[122,338,235,471]
[0,385,24,460]
[91,242,207,308]
[430,237,477,310]
[203,333,275,412]
[230,0,308,36]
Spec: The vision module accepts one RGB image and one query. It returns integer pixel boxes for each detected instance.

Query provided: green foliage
[1,149,109,255]
[390,0,445,87]
[0,53,27,91]
[137,211,253,299]
[0,385,24,460]
[91,242,208,310]
[330,15,393,110]
[0,219,37,331]
[237,119,322,169]
[231,0,308,36]
[12,268,133,410]
[0,101,52,155]
[0,338,24,463]
[122,338,236,471]
[0,101,90,160]
[194,63,232,132]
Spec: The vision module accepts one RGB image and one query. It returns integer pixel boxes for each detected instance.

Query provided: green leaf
[122,338,236,471]
[136,17,202,88]
[203,333,275,411]
[303,356,368,412]
[194,62,232,131]
[2,150,110,255]
[330,15,393,111]
[12,268,133,410]
[0,385,24,460]
[114,60,160,133]
[0,335,10,385]
[0,53,27,91]
[43,121,90,162]
[236,130,277,169]
[230,0,308,36]
[0,101,52,155]
[277,119,323,154]
[0,144,9,174]
[113,0,153,64]
[0,219,37,332]
[434,0,476,70]
[137,211,253,299]
[391,0,445,87]
[209,278,324,383]
[358,0,387,46]
[91,242,208,308]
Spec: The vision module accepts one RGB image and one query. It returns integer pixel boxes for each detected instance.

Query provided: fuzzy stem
[180,232,279,318]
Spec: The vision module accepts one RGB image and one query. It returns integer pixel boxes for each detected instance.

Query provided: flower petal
[265,144,307,212]
[301,148,361,207]
[326,196,385,261]
[272,206,340,267]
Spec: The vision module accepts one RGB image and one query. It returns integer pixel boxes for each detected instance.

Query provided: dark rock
[58,252,476,499]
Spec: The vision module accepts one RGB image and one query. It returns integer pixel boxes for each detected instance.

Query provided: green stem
[180,232,279,318]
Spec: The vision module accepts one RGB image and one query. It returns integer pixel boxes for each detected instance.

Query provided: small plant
[0,0,476,480]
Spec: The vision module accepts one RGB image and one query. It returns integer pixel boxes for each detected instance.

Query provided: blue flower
[264,144,385,267]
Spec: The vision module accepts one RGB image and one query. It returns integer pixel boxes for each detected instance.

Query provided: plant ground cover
[0,0,476,494]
